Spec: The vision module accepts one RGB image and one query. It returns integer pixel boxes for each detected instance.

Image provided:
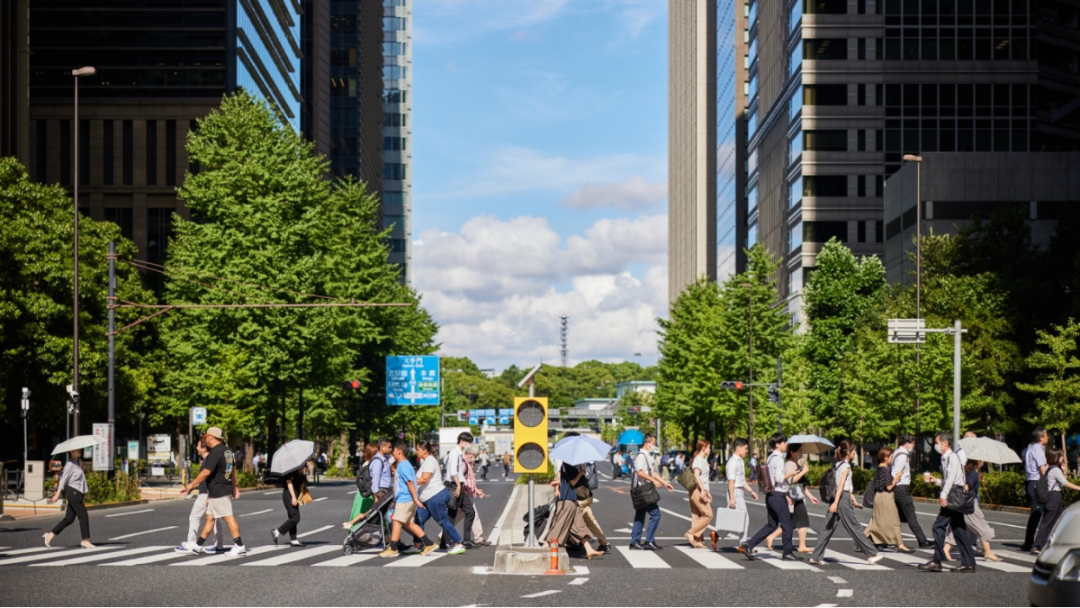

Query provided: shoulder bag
[630,453,661,511]
[298,483,313,506]
[945,455,975,514]
[676,466,698,493]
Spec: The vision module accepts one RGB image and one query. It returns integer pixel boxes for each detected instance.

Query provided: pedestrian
[574,461,611,554]
[623,450,633,477]
[629,434,674,551]
[1033,448,1080,554]
[685,440,712,549]
[945,458,1003,561]
[252,452,262,475]
[892,434,933,548]
[379,442,436,558]
[1021,427,1050,552]
[271,457,309,547]
[44,449,93,549]
[765,443,818,553]
[478,449,490,481]
[611,449,621,480]
[808,439,884,566]
[863,446,913,553]
[503,452,511,478]
[712,439,758,551]
[178,427,246,555]
[404,441,464,556]
[744,434,803,562]
[370,437,394,500]
[548,458,606,559]
[748,452,758,482]
[918,432,976,573]
[451,446,489,546]
[445,432,480,548]
[342,443,378,530]
[171,439,225,554]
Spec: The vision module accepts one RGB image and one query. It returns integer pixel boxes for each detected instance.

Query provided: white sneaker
[289,540,303,547]
[227,544,248,556]
[867,554,884,565]
[178,541,203,555]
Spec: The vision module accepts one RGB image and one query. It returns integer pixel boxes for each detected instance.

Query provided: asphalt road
[0,468,1035,606]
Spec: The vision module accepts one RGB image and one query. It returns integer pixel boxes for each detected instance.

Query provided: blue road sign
[386,356,440,406]
[469,417,478,426]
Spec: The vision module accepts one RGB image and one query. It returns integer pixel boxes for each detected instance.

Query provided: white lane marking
[296,525,334,539]
[102,551,194,566]
[488,483,520,544]
[674,546,744,569]
[172,545,284,566]
[0,547,51,557]
[32,545,166,566]
[822,549,891,571]
[816,604,839,607]
[346,490,358,495]
[105,508,154,518]
[614,546,670,568]
[659,507,718,532]
[264,491,279,495]
[837,589,853,598]
[827,576,847,584]
[109,526,177,540]
[521,590,561,598]
[385,551,449,567]
[574,565,590,575]
[312,497,328,502]
[568,577,588,585]
[314,553,379,567]
[753,549,821,571]
[0,546,8,551]
[614,528,632,533]
[878,551,929,566]
[242,545,340,566]
[975,558,1031,573]
[994,549,1036,564]
[0,545,117,566]
[238,509,273,517]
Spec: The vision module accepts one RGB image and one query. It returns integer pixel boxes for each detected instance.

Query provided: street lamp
[71,65,95,436]
[902,154,923,463]
[740,282,755,451]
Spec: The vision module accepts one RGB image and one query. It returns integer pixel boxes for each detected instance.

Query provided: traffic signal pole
[526,380,537,548]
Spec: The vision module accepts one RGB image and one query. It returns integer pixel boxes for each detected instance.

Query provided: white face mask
[934,443,943,455]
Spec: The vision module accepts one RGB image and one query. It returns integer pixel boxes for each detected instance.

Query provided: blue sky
[411,1,668,371]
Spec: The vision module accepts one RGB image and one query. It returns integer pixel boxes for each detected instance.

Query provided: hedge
[86,471,141,504]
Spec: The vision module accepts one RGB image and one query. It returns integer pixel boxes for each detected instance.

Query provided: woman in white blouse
[45,449,93,548]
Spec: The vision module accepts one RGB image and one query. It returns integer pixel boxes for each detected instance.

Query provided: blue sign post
[386,356,440,406]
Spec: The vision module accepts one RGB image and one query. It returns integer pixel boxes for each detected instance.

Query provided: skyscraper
[382,0,412,283]
[1,0,30,166]
[669,0,749,305]
[27,0,302,264]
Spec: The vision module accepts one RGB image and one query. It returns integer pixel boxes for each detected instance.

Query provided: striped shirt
[57,461,88,494]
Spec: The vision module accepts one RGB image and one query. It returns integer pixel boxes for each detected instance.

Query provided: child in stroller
[340,491,394,554]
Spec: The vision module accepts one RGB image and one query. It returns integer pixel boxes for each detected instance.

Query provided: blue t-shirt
[395,459,417,504]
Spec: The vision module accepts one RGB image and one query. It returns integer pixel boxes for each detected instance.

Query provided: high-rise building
[669,0,749,305]
[26,0,302,264]
[746,0,1080,327]
[382,0,412,283]
[1,0,30,166]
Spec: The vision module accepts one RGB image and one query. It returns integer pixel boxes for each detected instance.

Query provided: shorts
[392,500,417,523]
[207,496,234,518]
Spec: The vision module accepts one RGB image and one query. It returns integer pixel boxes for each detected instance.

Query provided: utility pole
[776,356,783,434]
[741,283,754,451]
[107,241,116,463]
[903,154,923,465]
[560,315,568,368]
[71,66,96,437]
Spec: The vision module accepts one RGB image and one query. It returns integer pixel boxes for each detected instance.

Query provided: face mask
[934,443,943,455]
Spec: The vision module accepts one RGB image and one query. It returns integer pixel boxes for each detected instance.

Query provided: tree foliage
[1017,320,1080,448]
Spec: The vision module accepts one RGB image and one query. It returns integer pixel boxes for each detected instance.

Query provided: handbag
[676,467,698,493]
[631,481,661,511]
[444,481,463,510]
[297,484,313,506]
[944,455,975,514]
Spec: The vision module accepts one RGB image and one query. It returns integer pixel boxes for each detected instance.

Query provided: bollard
[544,538,563,575]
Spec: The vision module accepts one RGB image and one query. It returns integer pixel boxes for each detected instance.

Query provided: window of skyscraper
[804,221,848,243]
[804,175,848,197]
[747,224,758,248]
[748,185,759,214]
[789,41,802,76]
[804,84,846,106]
[789,176,803,209]
[790,0,803,32]
[805,0,846,14]
[804,38,847,60]
[789,221,803,252]
[789,134,803,165]
[804,130,848,151]
[104,208,134,242]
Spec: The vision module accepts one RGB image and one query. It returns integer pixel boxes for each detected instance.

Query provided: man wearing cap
[179,426,247,555]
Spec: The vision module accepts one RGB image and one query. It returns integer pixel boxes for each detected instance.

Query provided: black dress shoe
[629,542,646,551]
[645,542,662,551]
[598,544,612,554]
[740,544,755,561]
[919,541,935,549]
[781,553,802,561]
[917,560,943,572]
[461,541,480,549]
[953,565,976,573]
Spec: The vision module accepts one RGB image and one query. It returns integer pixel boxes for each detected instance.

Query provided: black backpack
[585,463,599,491]
[355,461,373,498]
[820,463,841,504]
[1035,471,1053,504]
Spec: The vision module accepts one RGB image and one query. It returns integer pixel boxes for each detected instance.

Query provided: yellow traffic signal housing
[513,396,548,473]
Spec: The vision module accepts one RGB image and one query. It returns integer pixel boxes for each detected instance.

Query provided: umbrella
[270,439,316,476]
[958,436,1020,465]
[550,435,613,466]
[51,434,105,456]
[786,434,835,455]
[617,429,644,447]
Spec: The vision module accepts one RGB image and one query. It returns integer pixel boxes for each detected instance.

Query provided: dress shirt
[57,461,88,494]
[726,455,746,489]
[939,449,965,500]
[891,447,912,486]
[768,451,789,493]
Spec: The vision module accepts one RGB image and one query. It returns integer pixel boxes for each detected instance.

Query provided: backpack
[1035,471,1053,504]
[757,455,776,495]
[820,463,841,504]
[585,463,599,491]
[863,475,877,508]
[355,461,373,498]
[661,454,671,467]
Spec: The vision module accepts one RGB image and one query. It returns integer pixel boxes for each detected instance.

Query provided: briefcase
[714,506,748,534]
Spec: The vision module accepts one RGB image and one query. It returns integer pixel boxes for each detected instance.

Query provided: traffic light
[627,406,639,415]
[721,381,744,390]
[341,380,361,390]
[767,385,780,403]
[513,396,548,474]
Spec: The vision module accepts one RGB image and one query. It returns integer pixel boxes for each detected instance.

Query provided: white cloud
[414,213,668,370]
[414,0,572,45]
[563,176,666,211]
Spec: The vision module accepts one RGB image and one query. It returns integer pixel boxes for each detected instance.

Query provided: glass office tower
[382,0,411,283]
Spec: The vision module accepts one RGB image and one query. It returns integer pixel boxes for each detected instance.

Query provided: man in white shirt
[744,433,801,562]
[918,432,976,572]
[445,431,478,548]
[629,434,674,551]
[892,434,931,548]
[1022,427,1049,551]
[711,439,758,551]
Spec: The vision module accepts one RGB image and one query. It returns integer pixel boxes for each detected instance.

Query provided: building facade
[747,0,1080,327]
[1,0,30,166]
[26,0,302,264]
[382,0,412,283]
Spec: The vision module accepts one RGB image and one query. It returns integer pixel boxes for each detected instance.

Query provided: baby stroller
[342,492,394,555]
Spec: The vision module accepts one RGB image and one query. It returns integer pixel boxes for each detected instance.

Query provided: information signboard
[386,356,440,406]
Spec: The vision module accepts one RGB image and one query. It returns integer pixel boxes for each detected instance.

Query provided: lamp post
[902,154,923,463]
[740,282,754,451]
[71,66,96,437]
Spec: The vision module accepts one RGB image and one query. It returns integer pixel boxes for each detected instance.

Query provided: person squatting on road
[272,460,310,547]
[809,439,884,566]
[685,440,712,549]
[45,449,93,549]
[406,441,465,556]
[629,434,674,551]
[765,443,818,553]
[173,439,225,554]
[919,432,976,573]
[379,442,436,558]
[178,426,247,555]
[712,438,758,551]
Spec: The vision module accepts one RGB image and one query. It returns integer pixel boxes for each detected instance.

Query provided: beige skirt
[946,501,995,544]
[547,499,591,547]
[864,491,903,545]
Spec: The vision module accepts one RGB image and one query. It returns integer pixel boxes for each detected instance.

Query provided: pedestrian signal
[721,381,744,390]
[513,397,548,474]
[341,380,361,390]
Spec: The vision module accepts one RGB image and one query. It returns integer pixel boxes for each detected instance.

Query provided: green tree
[1017,319,1080,449]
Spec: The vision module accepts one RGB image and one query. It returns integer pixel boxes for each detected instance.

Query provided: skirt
[547,499,591,547]
[792,499,810,529]
[864,491,903,545]
[946,501,995,544]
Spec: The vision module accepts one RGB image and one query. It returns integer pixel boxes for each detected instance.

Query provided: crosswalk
[0,543,1037,573]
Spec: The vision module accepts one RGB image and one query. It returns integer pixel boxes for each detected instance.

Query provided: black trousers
[746,492,794,556]
[52,488,90,540]
[893,485,929,545]
[933,507,974,567]
[448,489,476,543]
[1034,492,1063,550]
[1023,480,1045,550]
[277,490,300,539]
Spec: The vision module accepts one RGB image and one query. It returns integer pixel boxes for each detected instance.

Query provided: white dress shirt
[891,447,912,486]
[726,455,745,489]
